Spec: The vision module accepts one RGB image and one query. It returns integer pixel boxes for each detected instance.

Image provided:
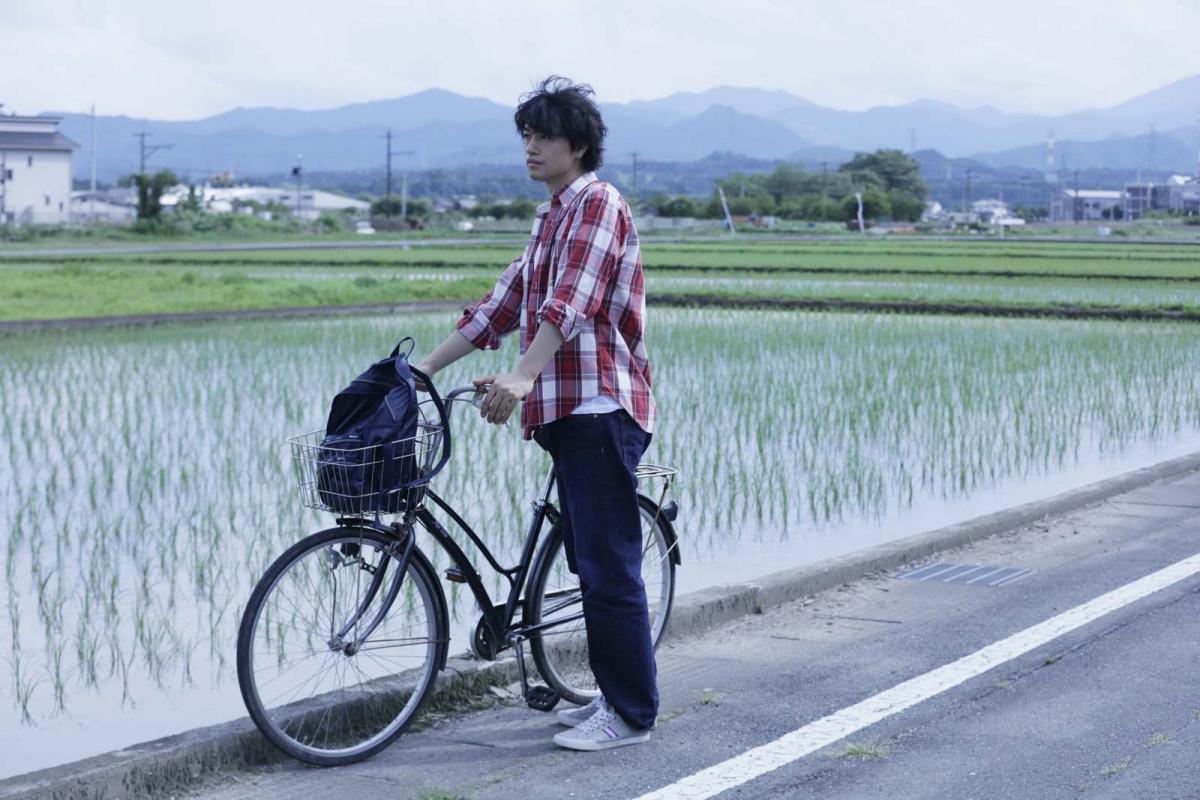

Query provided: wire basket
[289,423,444,515]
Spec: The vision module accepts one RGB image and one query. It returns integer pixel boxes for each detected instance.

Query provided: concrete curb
[4,450,1199,799]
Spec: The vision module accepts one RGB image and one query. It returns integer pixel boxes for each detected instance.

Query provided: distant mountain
[972,126,1199,172]
[42,76,1200,184]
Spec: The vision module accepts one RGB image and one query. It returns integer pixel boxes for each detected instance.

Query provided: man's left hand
[474,371,534,425]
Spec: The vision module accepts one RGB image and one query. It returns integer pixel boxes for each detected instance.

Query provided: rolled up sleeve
[535,190,626,343]
[456,255,524,350]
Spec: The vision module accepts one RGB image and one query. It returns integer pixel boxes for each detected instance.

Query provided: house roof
[0,131,79,152]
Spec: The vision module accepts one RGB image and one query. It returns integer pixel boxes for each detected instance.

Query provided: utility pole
[291,155,303,218]
[628,152,640,202]
[0,151,7,224]
[384,130,413,221]
[133,127,171,176]
[90,104,97,223]
[962,168,972,214]
[1073,169,1081,224]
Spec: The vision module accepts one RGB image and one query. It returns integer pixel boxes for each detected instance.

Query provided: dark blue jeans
[532,408,657,729]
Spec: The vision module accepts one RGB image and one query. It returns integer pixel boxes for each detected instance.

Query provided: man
[414,75,657,751]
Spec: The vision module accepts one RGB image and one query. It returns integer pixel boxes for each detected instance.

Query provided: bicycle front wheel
[524,495,677,706]
[236,525,447,766]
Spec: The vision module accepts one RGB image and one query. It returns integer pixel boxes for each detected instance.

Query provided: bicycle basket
[289,423,443,514]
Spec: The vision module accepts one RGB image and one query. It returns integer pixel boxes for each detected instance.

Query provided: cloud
[5,0,1200,119]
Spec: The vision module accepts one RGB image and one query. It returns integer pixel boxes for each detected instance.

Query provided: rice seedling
[2,303,1200,770]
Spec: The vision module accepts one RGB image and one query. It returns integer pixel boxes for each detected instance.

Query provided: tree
[887,189,925,222]
[119,170,178,220]
[839,150,927,200]
[657,196,701,218]
[841,185,891,221]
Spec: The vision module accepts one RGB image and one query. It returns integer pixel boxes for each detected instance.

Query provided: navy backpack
[317,338,428,514]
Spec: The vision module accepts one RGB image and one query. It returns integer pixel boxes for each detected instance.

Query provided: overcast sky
[6,0,1200,120]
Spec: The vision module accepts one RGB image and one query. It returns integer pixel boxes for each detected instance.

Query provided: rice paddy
[3,304,1200,773]
[4,238,1200,322]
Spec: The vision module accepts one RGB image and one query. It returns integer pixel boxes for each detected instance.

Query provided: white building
[199,185,369,219]
[70,189,138,224]
[0,114,78,225]
[1165,175,1200,215]
[1051,189,1123,222]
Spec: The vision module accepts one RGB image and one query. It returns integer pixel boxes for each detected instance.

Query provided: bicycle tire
[236,525,447,766]
[524,495,677,706]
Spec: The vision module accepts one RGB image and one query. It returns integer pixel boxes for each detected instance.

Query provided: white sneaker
[556,694,605,728]
[552,701,651,751]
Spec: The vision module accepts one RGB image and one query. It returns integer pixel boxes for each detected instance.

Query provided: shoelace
[575,702,616,734]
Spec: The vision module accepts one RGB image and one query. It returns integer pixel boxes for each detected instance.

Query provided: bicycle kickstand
[507,633,561,712]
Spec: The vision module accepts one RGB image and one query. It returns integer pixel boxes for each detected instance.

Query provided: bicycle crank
[507,632,561,712]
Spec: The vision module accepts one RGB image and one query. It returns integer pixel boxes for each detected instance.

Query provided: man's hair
[514,76,606,173]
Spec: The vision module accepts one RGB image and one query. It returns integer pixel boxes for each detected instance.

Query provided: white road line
[634,550,1200,800]
[991,568,1032,587]
[963,565,1007,585]
[917,564,961,581]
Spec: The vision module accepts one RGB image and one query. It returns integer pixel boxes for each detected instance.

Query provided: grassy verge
[21,240,1198,281]
[5,238,1200,324]
[0,262,492,321]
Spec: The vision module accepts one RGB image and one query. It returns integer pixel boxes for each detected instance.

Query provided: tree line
[645,150,929,222]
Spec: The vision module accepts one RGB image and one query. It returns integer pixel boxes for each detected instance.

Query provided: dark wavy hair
[514,76,606,173]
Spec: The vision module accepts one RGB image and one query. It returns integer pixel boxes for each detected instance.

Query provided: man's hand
[412,360,436,393]
[474,371,534,425]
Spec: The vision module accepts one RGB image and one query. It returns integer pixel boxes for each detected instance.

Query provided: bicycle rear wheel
[524,495,677,706]
[236,525,447,766]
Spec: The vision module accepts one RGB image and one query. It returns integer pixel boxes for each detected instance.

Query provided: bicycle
[236,366,681,766]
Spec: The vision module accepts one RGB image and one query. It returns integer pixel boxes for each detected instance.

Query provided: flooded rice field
[3,307,1200,774]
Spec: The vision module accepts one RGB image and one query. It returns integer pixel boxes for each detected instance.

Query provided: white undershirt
[571,393,622,415]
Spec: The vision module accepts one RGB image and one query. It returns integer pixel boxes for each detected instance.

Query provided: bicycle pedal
[525,685,561,712]
[444,567,467,583]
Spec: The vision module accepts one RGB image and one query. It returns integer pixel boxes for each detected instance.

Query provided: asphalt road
[185,469,1200,800]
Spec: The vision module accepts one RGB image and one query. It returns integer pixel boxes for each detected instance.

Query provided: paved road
[187,470,1200,800]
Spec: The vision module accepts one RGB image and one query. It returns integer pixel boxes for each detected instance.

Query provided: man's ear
[572,144,588,166]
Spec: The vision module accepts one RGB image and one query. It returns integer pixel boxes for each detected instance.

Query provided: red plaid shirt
[455,171,656,440]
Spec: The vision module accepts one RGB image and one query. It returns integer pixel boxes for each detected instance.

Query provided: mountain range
[45,76,1200,185]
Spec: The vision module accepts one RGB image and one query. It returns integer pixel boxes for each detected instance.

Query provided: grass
[1101,759,1130,776]
[0,262,494,321]
[4,238,1200,323]
[835,740,889,760]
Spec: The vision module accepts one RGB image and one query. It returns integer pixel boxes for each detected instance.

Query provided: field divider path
[5,293,1200,333]
[4,450,1199,800]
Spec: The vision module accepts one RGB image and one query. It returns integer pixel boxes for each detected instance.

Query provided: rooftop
[0,130,79,152]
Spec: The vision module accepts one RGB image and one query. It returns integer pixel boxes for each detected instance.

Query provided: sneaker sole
[552,731,651,751]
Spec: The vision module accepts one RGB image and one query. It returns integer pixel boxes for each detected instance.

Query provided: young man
[414,76,657,751]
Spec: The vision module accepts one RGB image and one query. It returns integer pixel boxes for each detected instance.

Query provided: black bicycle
[236,368,680,766]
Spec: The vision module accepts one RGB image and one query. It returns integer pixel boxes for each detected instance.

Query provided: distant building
[70,189,137,224]
[199,185,369,219]
[1165,175,1200,215]
[1050,189,1123,222]
[971,199,1010,224]
[1123,181,1174,220]
[0,114,78,225]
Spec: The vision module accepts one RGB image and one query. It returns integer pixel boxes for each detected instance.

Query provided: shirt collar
[536,171,598,216]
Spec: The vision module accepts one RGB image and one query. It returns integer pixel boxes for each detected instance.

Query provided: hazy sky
[6,0,1200,120]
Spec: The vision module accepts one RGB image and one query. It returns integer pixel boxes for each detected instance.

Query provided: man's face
[523,128,587,188]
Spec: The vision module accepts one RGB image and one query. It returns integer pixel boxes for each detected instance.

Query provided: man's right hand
[412,361,436,393]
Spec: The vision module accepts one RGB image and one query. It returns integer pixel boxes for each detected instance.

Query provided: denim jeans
[532,408,657,729]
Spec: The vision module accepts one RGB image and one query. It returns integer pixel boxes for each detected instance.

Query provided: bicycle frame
[328,383,677,663]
